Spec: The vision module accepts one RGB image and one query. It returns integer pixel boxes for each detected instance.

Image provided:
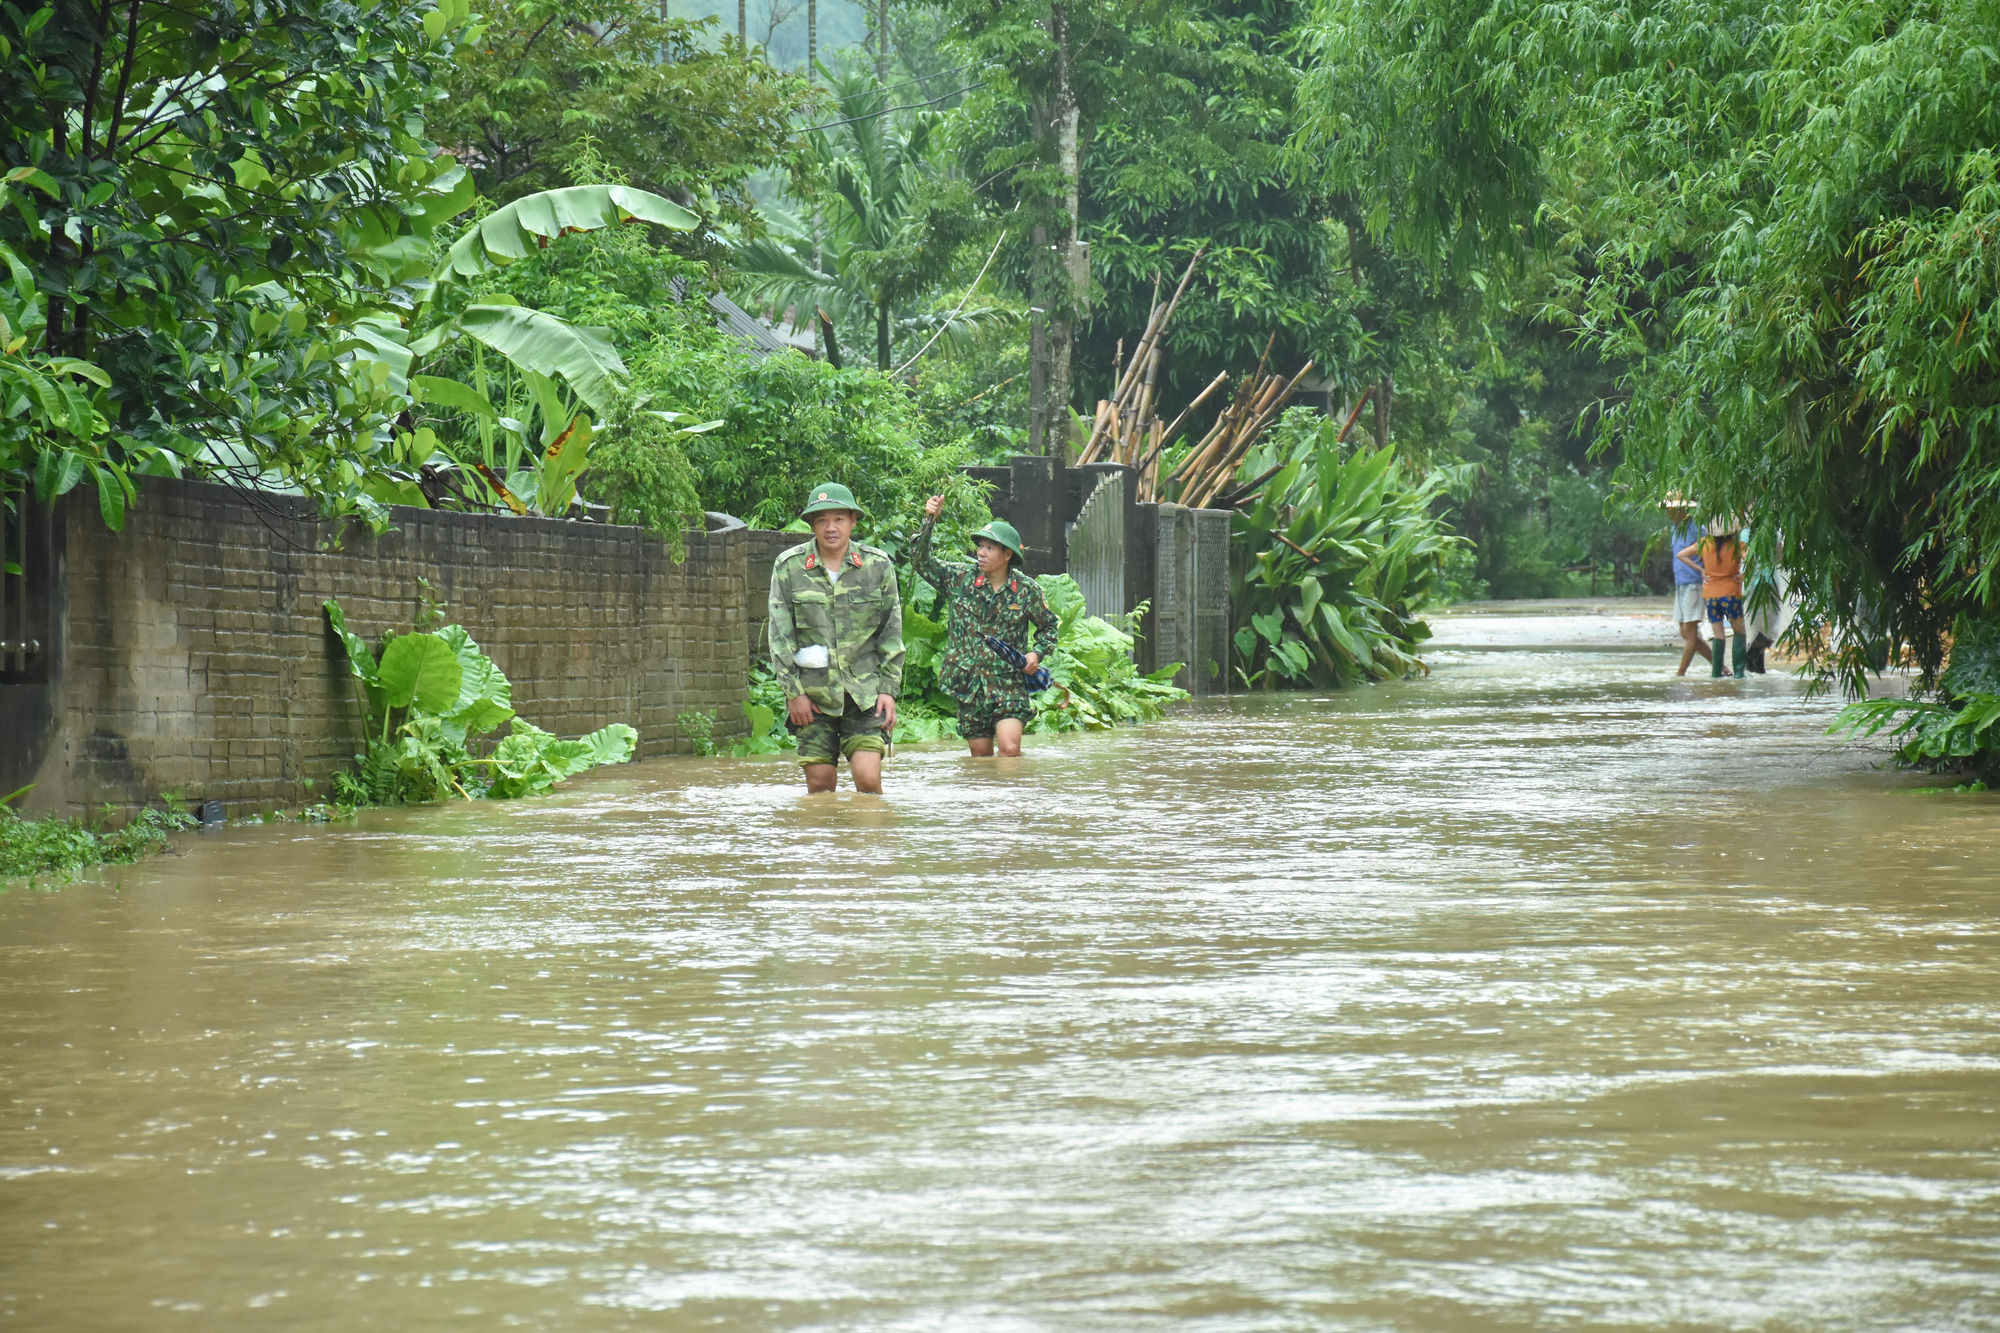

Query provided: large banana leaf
[456,304,627,414]
[440,185,697,281]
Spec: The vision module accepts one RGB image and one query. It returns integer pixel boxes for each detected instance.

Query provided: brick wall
[13,478,750,819]
[741,528,800,665]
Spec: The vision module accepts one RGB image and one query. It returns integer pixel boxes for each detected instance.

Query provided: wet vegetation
[0,789,195,886]
[325,599,636,803]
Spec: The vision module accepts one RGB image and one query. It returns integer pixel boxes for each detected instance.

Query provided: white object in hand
[793,644,830,669]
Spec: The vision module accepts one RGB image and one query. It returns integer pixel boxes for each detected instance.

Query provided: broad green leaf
[1297,574,1323,625]
[94,464,127,531]
[435,624,512,715]
[324,599,379,684]
[456,305,627,414]
[439,185,697,281]
[376,633,463,714]
[34,447,86,500]
[576,722,637,767]
[450,697,515,739]
[1,166,58,199]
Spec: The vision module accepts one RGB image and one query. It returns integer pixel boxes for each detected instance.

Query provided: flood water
[5,603,1998,1330]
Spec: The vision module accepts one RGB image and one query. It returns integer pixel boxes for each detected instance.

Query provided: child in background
[1677,519,1750,678]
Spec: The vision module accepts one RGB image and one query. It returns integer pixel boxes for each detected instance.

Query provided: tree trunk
[876,0,889,82]
[1044,0,1083,459]
[738,0,745,46]
[877,300,892,372]
[808,0,817,74]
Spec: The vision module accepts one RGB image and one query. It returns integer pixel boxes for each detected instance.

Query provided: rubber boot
[1747,633,1772,674]
[1710,634,1726,677]
[1732,634,1748,678]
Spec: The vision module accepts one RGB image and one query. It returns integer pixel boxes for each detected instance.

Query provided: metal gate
[1066,470,1125,622]
[1151,503,1231,696]
[1,497,49,680]
[2,494,60,804]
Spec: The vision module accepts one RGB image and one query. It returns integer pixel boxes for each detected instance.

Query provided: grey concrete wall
[8,479,752,820]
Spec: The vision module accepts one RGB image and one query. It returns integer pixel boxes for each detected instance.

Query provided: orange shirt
[1698,537,1743,600]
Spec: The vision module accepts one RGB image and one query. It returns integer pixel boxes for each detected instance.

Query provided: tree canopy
[1299,0,2000,687]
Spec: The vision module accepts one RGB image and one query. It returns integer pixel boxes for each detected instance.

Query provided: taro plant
[1029,575,1189,733]
[1230,417,1460,689]
[325,599,635,803]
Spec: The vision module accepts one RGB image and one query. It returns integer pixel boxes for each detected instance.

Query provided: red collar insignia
[804,549,862,572]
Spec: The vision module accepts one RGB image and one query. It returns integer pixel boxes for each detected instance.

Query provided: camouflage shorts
[956,700,1026,739]
[789,696,889,766]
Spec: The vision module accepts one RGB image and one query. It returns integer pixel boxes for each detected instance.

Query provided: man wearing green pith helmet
[767,482,904,794]
[915,494,1059,758]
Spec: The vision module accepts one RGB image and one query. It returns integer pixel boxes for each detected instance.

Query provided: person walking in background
[914,494,1059,758]
[768,482,904,794]
[1678,518,1750,679]
[1664,495,1714,676]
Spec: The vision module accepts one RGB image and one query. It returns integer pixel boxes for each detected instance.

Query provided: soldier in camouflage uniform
[915,495,1059,758]
[768,481,905,794]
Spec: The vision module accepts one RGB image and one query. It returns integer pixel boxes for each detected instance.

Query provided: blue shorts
[1706,595,1743,622]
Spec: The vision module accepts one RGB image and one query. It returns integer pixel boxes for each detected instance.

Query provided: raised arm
[912,503,958,591]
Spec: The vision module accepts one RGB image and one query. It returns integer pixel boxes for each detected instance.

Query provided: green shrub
[1,799,196,886]
[326,599,636,803]
[1831,617,2000,780]
[1231,419,1461,689]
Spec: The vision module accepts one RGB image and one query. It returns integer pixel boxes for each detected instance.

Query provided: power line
[853,58,991,100]
[801,80,988,133]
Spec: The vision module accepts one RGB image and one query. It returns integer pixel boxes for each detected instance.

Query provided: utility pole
[1028,293,1048,456]
[1043,0,1084,460]
[738,0,745,46]
[808,0,822,354]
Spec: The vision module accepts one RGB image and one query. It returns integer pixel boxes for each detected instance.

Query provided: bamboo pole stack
[1160,349,1315,509]
[1073,244,1316,506]
[1077,248,1205,499]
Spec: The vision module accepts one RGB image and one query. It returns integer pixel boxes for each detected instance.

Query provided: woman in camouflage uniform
[914,495,1059,757]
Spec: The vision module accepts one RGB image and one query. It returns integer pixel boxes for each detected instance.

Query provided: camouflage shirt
[768,539,905,712]
[913,518,1059,712]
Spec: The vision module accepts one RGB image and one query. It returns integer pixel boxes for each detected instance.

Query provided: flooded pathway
[5,604,1998,1330]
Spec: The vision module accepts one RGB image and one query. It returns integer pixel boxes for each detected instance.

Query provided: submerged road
[4,603,1998,1330]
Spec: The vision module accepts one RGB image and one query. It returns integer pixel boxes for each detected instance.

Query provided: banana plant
[1230,418,1461,688]
[344,184,703,516]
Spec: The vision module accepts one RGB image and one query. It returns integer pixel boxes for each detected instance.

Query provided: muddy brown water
[4,605,1998,1330]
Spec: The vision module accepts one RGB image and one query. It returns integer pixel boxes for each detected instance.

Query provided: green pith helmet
[799,481,864,518]
[971,518,1024,560]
